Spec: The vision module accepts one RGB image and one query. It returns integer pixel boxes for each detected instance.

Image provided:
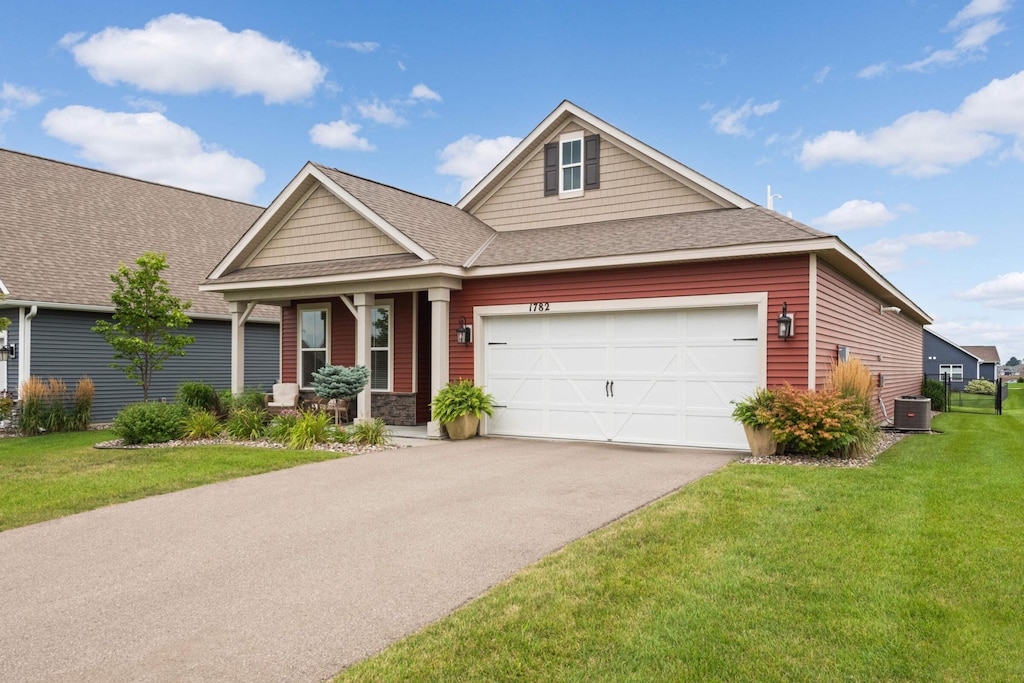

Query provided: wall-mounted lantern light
[777,302,794,340]
[0,342,16,362]
[456,316,472,345]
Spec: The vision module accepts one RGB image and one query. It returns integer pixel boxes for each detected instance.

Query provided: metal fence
[924,373,1006,415]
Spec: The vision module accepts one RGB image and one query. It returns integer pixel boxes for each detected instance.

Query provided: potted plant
[430,379,495,440]
[731,387,777,456]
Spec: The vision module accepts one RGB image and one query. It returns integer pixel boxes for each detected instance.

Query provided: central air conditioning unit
[893,396,932,431]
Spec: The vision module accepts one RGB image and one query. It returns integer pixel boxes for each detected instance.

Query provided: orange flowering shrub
[765,383,877,457]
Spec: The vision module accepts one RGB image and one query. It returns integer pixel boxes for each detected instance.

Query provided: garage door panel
[483,304,759,449]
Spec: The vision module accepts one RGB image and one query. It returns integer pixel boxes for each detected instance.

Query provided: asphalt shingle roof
[1,149,271,318]
[962,345,1001,364]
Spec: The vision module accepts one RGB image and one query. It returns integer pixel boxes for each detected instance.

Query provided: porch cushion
[267,383,300,408]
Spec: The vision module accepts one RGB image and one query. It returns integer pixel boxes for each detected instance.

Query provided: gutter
[19,305,38,391]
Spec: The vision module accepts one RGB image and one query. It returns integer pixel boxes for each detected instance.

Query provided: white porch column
[229,301,256,395]
[427,287,451,437]
[353,293,375,422]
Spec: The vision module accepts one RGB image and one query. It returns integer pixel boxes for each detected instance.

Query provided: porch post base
[427,420,444,438]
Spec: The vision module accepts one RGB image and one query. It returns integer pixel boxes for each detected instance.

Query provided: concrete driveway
[0,437,736,682]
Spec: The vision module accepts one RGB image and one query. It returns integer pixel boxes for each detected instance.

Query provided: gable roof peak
[456,100,756,212]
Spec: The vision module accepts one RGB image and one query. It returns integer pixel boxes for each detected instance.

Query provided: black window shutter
[543,142,558,196]
[584,134,600,189]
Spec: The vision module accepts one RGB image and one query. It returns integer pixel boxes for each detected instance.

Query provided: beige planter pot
[743,424,777,456]
[444,414,480,440]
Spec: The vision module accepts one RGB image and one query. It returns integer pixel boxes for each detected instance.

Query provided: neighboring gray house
[923,328,999,384]
[0,149,280,422]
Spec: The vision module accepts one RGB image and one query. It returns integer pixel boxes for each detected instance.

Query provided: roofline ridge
[312,162,459,210]
[0,147,265,209]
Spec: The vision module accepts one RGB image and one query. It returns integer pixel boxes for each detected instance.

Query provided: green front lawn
[337,387,1024,682]
[0,430,350,531]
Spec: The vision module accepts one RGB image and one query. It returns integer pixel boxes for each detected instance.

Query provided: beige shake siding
[247,184,406,268]
[472,134,723,231]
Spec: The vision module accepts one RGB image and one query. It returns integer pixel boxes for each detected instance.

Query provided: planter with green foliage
[731,387,777,456]
[430,380,495,440]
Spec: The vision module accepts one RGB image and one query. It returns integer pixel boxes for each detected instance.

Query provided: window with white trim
[299,306,329,388]
[370,304,392,391]
[939,364,963,382]
[560,134,583,194]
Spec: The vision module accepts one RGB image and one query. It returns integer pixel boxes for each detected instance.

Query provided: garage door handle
[605,380,610,397]
[610,380,614,397]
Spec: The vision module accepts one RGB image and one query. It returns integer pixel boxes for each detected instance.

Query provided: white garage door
[483,306,760,449]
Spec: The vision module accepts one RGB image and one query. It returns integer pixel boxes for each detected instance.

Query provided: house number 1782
[528,302,550,312]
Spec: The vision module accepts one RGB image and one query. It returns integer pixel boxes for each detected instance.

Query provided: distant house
[0,149,280,422]
[202,101,931,450]
[923,329,999,384]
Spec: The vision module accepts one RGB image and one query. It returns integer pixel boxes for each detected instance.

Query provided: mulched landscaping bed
[93,437,400,455]
[737,428,926,468]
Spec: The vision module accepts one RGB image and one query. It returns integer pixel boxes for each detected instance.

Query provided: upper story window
[544,133,600,197]
[560,135,583,194]
[299,306,329,389]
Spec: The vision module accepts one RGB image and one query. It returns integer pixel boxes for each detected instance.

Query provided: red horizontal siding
[816,259,924,420]
[281,306,297,383]
[450,256,811,387]
[392,292,413,393]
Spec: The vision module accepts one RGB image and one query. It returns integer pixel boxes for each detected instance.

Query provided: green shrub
[430,380,495,425]
[964,379,996,395]
[224,407,269,440]
[41,377,69,433]
[0,392,14,424]
[68,377,95,431]
[349,417,392,446]
[176,382,220,413]
[113,402,187,445]
[288,410,336,449]
[221,387,266,415]
[766,384,877,458]
[731,387,776,427]
[17,377,45,435]
[267,409,301,443]
[181,409,223,440]
[921,378,947,411]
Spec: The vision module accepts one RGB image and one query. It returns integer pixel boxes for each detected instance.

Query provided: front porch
[227,279,463,438]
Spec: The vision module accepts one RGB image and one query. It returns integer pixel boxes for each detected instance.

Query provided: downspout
[18,305,38,393]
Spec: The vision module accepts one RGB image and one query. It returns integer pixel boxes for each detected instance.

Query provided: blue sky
[3,1,1023,360]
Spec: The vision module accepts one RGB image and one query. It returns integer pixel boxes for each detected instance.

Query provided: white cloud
[397,61,406,72]
[860,231,978,272]
[123,96,166,113]
[41,105,264,202]
[410,83,442,102]
[857,62,889,79]
[332,40,379,53]
[63,14,326,104]
[801,70,1024,175]
[309,119,374,151]
[904,0,1009,72]
[2,82,43,108]
[948,0,1011,28]
[813,200,897,230]
[357,99,406,126]
[709,99,780,136]
[956,272,1024,308]
[436,134,521,195]
[813,66,831,84]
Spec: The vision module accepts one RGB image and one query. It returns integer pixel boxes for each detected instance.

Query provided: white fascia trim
[0,277,8,295]
[808,253,818,390]
[210,162,319,279]
[201,266,466,294]
[0,299,278,323]
[308,166,434,262]
[830,240,932,324]
[209,164,435,280]
[457,100,756,211]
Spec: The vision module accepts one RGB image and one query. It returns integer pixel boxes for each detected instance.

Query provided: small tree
[310,364,370,424]
[92,252,195,401]
[1007,356,1020,367]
